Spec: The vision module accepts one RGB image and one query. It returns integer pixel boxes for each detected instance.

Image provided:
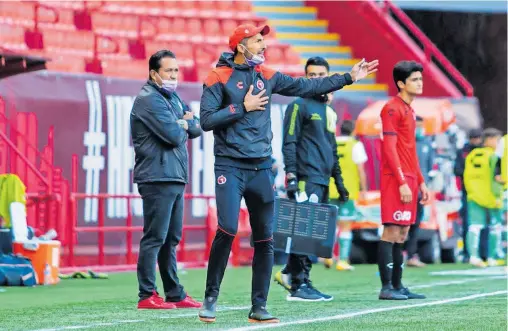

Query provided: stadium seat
[156,17,187,42]
[44,55,87,73]
[0,24,28,51]
[202,19,223,43]
[96,37,133,61]
[37,7,76,31]
[91,12,139,38]
[38,1,85,11]
[101,59,147,79]
[41,28,95,57]
[0,2,35,29]
[144,41,194,67]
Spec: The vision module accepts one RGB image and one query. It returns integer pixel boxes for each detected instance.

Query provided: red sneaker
[170,295,203,308]
[138,293,176,309]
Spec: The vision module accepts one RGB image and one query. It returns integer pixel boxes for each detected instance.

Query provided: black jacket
[131,80,201,184]
[282,97,344,187]
[454,143,478,181]
[200,52,353,170]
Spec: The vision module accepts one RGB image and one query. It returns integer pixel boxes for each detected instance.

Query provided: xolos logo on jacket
[393,210,412,221]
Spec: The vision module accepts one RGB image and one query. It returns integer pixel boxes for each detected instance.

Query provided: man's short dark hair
[305,56,330,74]
[393,61,423,91]
[148,49,176,79]
[341,120,355,136]
[233,38,248,56]
[483,127,502,139]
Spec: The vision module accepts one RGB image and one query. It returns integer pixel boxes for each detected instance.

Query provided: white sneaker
[487,258,499,267]
[470,257,487,268]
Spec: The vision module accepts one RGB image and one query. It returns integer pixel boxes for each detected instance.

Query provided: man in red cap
[198,23,378,324]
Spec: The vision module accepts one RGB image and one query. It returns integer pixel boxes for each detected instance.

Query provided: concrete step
[270,19,328,33]
[293,46,352,59]
[252,0,305,7]
[276,32,339,47]
[254,6,317,20]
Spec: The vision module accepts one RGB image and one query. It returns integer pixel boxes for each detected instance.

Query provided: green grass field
[0,264,506,331]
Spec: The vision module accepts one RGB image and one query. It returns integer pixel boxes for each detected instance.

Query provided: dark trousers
[405,199,424,259]
[205,165,275,307]
[137,182,186,301]
[460,190,470,259]
[284,181,328,291]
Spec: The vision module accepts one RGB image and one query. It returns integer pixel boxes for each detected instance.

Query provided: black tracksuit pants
[137,182,186,301]
[205,164,275,307]
[284,181,328,291]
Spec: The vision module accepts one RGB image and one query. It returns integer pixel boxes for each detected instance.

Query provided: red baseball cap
[228,24,270,52]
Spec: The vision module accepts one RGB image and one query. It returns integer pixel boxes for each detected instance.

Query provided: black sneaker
[379,287,408,300]
[287,284,323,302]
[248,305,280,323]
[307,282,334,302]
[198,296,217,323]
[397,287,426,299]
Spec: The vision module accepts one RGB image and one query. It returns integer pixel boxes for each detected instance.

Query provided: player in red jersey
[377,61,430,300]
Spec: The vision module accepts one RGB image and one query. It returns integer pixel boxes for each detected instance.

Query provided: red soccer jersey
[380,96,424,185]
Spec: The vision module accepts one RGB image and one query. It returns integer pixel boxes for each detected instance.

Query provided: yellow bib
[502,134,507,189]
[0,174,27,228]
[329,138,360,200]
[464,147,501,209]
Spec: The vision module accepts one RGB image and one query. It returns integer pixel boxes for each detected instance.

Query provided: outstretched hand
[350,58,379,82]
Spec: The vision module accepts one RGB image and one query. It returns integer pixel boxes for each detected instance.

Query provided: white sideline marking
[430,266,507,277]
[27,276,507,331]
[410,275,507,289]
[29,306,250,331]
[364,275,506,293]
[228,290,508,331]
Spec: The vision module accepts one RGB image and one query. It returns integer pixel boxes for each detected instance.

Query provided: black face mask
[312,94,329,103]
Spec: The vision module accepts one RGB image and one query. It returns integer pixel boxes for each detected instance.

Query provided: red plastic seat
[222,19,238,36]
[144,41,194,67]
[265,45,285,65]
[233,1,252,12]
[41,28,95,57]
[216,1,234,13]
[0,24,28,51]
[0,2,35,29]
[156,17,187,42]
[91,12,139,38]
[96,37,132,61]
[37,7,75,31]
[284,47,301,65]
[40,1,85,10]
[101,59,147,79]
[187,18,204,42]
[44,55,87,73]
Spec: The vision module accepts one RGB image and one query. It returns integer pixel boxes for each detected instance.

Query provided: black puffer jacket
[131,80,201,184]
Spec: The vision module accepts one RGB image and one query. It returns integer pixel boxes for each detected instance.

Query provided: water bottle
[39,229,57,241]
[43,263,51,285]
[309,194,319,203]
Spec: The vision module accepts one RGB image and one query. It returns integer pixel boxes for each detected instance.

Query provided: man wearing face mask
[131,50,202,310]
[404,116,435,267]
[274,57,347,302]
[198,24,378,323]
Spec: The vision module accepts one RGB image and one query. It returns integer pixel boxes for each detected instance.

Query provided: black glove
[286,174,298,200]
[336,182,349,202]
